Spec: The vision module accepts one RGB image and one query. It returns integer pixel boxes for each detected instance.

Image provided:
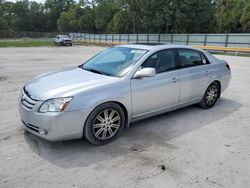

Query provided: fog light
[39,128,47,135]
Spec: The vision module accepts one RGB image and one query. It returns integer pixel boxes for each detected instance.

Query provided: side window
[141,49,176,74]
[178,49,204,68]
[200,52,210,64]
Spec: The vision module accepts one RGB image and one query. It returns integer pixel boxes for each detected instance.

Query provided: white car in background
[53,35,73,46]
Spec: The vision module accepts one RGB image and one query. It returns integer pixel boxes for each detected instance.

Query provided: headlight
[39,97,73,113]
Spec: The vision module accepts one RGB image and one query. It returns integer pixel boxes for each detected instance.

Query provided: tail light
[226,64,231,71]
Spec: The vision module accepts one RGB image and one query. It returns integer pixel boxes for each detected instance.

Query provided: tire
[199,82,220,109]
[84,102,125,145]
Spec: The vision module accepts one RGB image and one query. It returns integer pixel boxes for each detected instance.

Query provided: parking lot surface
[0,46,250,188]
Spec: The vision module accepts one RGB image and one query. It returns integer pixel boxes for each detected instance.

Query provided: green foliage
[57,8,79,32]
[106,9,132,33]
[0,0,250,33]
[240,1,250,31]
[44,0,76,31]
[215,0,250,33]
[178,0,215,33]
[0,39,53,47]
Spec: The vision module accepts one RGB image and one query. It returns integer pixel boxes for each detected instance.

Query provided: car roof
[117,44,204,52]
[117,43,222,65]
[58,35,69,37]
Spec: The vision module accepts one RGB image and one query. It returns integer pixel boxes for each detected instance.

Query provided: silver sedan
[18,44,231,145]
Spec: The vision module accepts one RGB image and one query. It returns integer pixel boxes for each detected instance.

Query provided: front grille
[21,88,39,111]
[22,120,39,133]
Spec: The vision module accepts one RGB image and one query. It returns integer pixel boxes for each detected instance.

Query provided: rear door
[177,49,211,103]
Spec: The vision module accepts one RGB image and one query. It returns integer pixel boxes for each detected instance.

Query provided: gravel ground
[0,46,250,188]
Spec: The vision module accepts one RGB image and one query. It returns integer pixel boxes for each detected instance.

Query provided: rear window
[178,49,204,68]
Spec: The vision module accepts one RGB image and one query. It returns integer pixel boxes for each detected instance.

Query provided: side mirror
[133,68,156,78]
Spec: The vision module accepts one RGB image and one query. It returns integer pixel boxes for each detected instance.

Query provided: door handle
[205,70,210,75]
[171,78,178,82]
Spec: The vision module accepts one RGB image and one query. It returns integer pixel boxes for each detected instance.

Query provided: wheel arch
[211,80,221,98]
[110,101,129,127]
[83,100,130,134]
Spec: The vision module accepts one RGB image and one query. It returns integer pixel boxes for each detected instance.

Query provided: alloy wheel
[206,84,218,105]
[92,109,121,140]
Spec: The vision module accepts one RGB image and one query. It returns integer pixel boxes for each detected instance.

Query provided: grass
[0,39,54,47]
[73,40,116,47]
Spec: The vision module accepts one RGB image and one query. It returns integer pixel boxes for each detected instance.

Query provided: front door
[131,49,180,117]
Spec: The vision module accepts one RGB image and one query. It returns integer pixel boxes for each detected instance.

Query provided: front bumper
[18,100,88,141]
[62,40,72,45]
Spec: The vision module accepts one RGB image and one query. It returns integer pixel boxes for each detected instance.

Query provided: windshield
[59,35,70,38]
[81,47,148,77]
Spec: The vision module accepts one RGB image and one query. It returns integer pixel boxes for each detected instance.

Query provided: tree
[178,0,215,33]
[94,0,122,33]
[44,0,76,31]
[0,0,249,34]
[78,7,96,32]
[0,0,8,30]
[126,0,140,33]
[106,8,132,33]
[240,1,250,32]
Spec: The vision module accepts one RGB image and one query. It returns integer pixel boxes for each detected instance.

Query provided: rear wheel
[84,102,125,145]
[199,82,220,109]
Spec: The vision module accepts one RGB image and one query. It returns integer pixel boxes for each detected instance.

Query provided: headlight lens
[39,97,73,113]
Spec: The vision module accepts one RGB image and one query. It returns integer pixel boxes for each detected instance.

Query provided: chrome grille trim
[21,88,39,111]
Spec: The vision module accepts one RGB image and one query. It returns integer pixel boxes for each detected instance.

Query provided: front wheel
[84,103,125,145]
[199,82,220,109]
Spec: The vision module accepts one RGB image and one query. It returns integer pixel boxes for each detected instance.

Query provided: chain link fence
[70,33,250,48]
[0,30,250,48]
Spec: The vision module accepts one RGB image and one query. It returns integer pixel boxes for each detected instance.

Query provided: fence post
[204,34,207,46]
[119,34,121,43]
[112,34,114,42]
[171,33,174,43]
[89,33,90,42]
[225,33,229,47]
[136,33,139,43]
[147,33,149,43]
[186,34,189,45]
[158,34,160,43]
[127,34,129,43]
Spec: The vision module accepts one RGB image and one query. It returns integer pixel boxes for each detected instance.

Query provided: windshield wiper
[82,67,112,76]
[85,68,103,74]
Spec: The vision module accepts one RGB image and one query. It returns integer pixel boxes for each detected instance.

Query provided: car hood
[61,38,72,40]
[25,67,118,100]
